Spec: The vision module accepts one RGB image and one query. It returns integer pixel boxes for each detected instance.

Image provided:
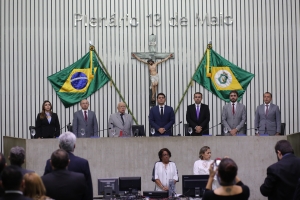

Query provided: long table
[3,135,294,200]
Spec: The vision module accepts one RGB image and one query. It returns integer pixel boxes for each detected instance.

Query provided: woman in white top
[193,146,219,189]
[152,148,178,191]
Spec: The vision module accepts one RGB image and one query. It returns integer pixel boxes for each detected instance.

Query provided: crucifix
[132,34,174,106]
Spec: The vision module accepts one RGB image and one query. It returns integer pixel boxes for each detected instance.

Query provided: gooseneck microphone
[165,121,183,136]
[60,122,71,131]
[201,122,222,134]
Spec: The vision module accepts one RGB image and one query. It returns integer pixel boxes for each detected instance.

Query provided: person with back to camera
[35,100,60,138]
[152,148,178,191]
[193,146,219,189]
[203,158,250,200]
[23,172,52,200]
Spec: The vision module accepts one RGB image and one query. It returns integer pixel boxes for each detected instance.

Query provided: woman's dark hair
[218,158,238,186]
[40,100,52,119]
[199,146,210,159]
[158,148,171,161]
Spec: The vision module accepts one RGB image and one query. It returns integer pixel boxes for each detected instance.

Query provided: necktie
[160,107,164,116]
[196,105,200,119]
[265,105,269,116]
[232,103,235,114]
[120,114,124,125]
[84,111,87,121]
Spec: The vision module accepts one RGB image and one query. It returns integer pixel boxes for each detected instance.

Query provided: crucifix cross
[132,34,174,105]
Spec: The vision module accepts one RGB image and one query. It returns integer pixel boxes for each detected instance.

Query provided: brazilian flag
[193,45,254,102]
[48,49,109,108]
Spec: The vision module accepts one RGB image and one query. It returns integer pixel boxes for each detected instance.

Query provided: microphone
[201,122,222,134]
[110,123,130,137]
[60,122,71,131]
[165,121,183,136]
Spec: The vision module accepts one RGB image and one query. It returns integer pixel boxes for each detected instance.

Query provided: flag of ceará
[193,45,254,102]
[48,49,109,108]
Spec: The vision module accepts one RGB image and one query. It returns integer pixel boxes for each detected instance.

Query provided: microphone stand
[201,123,222,135]
[165,121,182,136]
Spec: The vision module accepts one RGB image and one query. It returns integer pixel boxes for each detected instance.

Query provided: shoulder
[51,112,58,116]
[69,153,88,163]
[187,104,195,108]
[201,103,209,108]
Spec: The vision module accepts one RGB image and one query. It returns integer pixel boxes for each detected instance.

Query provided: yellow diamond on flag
[211,66,242,90]
[59,68,97,93]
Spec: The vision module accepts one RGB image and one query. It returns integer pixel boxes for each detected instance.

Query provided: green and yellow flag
[48,49,109,108]
[193,45,254,102]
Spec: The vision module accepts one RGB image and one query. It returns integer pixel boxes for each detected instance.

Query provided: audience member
[260,140,300,199]
[193,146,218,189]
[0,153,7,197]
[9,146,33,176]
[43,132,92,200]
[203,158,250,200]
[152,148,178,191]
[41,149,86,200]
[0,165,32,200]
[23,172,52,200]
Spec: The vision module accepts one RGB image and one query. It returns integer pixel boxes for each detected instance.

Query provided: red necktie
[84,111,87,121]
[232,103,235,114]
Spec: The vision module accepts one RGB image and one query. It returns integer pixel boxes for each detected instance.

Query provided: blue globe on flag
[71,72,88,90]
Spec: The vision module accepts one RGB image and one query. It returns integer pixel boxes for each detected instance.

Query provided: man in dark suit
[149,93,175,136]
[9,146,33,176]
[255,92,281,135]
[73,99,99,138]
[186,92,210,136]
[0,165,31,200]
[221,90,246,136]
[44,132,93,200]
[260,140,300,200]
[42,149,86,200]
[109,102,133,137]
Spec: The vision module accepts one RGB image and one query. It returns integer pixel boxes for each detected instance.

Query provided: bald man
[108,102,133,137]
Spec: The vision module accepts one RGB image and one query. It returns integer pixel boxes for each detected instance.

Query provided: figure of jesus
[132,53,173,101]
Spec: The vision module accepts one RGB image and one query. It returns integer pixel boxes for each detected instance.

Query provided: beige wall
[4,135,293,200]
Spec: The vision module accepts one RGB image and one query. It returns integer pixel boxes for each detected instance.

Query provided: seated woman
[203,158,250,200]
[23,172,52,200]
[152,148,178,191]
[193,146,218,189]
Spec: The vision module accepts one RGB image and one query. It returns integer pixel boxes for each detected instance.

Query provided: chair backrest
[29,126,35,139]
[67,125,73,132]
[184,124,189,136]
[280,123,286,135]
[132,125,145,136]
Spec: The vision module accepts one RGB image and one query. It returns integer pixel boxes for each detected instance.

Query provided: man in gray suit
[72,99,99,138]
[222,90,246,136]
[109,102,133,137]
[255,92,281,136]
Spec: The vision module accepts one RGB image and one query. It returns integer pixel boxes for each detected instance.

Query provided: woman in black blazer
[35,100,60,138]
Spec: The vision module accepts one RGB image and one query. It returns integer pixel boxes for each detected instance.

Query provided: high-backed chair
[280,123,286,135]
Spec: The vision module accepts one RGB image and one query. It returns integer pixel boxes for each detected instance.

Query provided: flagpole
[174,43,212,114]
[90,46,139,125]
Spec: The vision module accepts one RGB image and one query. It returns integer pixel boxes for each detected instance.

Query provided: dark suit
[293,178,300,200]
[42,169,86,200]
[260,154,300,200]
[10,165,33,176]
[35,112,60,138]
[44,152,93,200]
[149,105,175,136]
[186,103,210,135]
[73,110,98,138]
[255,103,281,135]
[0,192,32,200]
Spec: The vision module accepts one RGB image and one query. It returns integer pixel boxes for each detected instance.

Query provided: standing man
[149,93,175,136]
[260,140,300,200]
[132,53,173,102]
[109,102,133,137]
[221,90,246,136]
[9,146,34,176]
[186,92,210,136]
[43,132,93,200]
[255,92,281,135]
[73,99,99,138]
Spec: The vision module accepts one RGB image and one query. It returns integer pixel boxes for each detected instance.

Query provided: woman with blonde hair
[23,172,52,200]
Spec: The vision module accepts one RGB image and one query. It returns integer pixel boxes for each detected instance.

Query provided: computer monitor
[119,177,141,194]
[143,191,168,199]
[132,125,145,136]
[182,175,209,197]
[98,178,119,198]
